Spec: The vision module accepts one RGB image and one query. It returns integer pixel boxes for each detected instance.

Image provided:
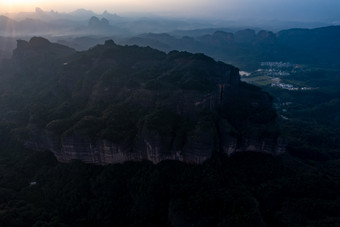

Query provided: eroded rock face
[25,120,286,165]
[25,129,210,165]
[4,38,285,165]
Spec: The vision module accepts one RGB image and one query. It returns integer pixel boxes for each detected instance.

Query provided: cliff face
[2,38,285,165]
[25,127,285,165]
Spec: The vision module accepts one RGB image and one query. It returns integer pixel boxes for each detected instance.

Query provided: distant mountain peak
[101,17,109,26]
[88,16,100,26]
[13,36,75,60]
[88,16,110,28]
[35,7,44,15]
[71,8,95,16]
[29,36,51,46]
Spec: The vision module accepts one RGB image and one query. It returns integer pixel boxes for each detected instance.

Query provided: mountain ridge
[0,38,284,164]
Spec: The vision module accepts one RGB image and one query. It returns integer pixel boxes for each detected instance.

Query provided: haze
[1,0,339,23]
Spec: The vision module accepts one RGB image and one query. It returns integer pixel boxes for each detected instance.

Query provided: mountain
[12,37,75,60]
[2,8,338,67]
[0,37,339,227]
[88,16,109,27]
[0,8,210,38]
[276,26,340,68]
[0,38,283,165]
[70,9,96,19]
[0,15,75,37]
[125,25,340,70]
[3,20,338,71]
[0,16,16,34]
[0,37,17,59]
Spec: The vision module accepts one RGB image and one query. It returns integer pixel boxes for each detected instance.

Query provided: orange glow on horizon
[0,0,212,14]
[0,0,37,13]
[0,0,79,13]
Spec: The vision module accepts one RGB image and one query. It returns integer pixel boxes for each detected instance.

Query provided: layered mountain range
[124,26,340,69]
[55,25,340,70]
[0,37,284,164]
[1,9,339,71]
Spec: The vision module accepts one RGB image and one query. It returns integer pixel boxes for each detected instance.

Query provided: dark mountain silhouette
[13,37,75,60]
[125,25,340,70]
[70,8,96,19]
[0,38,283,165]
[88,16,110,28]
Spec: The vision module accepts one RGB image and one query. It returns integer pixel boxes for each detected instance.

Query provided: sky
[0,0,339,22]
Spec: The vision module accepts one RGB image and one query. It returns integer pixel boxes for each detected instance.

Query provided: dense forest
[1,132,340,226]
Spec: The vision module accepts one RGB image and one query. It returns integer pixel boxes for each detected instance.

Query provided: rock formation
[1,38,285,165]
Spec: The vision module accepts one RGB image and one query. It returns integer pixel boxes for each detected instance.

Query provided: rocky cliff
[1,38,285,164]
[25,128,285,165]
